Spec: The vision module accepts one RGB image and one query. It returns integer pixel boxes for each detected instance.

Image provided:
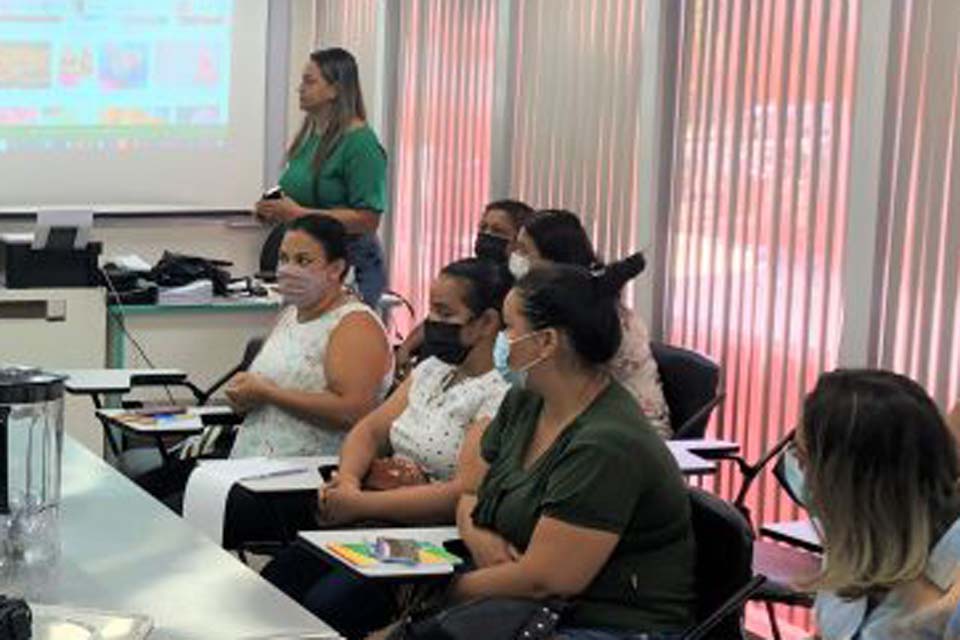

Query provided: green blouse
[279,125,387,214]
[473,383,696,632]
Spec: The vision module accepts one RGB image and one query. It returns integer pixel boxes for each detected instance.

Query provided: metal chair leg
[765,601,783,640]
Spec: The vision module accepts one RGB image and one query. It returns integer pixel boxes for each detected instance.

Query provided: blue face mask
[494,331,524,387]
[781,447,811,511]
[493,330,545,388]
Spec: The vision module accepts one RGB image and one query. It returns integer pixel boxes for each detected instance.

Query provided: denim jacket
[816,518,960,640]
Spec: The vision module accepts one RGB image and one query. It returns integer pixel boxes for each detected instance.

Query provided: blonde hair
[802,370,959,599]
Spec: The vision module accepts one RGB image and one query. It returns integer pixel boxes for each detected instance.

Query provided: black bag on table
[149,252,233,295]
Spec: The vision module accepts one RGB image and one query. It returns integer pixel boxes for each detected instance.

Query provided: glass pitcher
[0,367,66,579]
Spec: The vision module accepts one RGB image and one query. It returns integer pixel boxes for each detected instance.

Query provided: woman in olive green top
[451,254,696,639]
[256,48,388,307]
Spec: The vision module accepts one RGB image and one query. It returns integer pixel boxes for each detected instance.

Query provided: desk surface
[97,405,234,435]
[237,455,338,492]
[109,296,281,316]
[60,368,188,394]
[672,438,740,456]
[665,442,717,475]
[31,437,339,639]
[300,526,461,579]
[760,519,822,553]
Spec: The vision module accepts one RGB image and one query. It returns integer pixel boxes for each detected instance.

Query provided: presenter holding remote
[255,48,388,308]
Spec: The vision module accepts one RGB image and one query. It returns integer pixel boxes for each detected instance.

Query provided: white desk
[666,442,717,476]
[300,526,461,579]
[60,368,189,396]
[238,455,338,493]
[760,519,822,553]
[672,438,740,457]
[60,368,194,460]
[96,405,238,436]
[28,436,340,639]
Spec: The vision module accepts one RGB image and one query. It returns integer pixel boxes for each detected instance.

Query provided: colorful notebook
[326,541,462,568]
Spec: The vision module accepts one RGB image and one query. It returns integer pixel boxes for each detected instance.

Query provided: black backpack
[149,252,233,295]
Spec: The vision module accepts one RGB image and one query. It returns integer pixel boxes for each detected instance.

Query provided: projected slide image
[98,43,149,91]
[155,41,223,89]
[0,0,234,154]
[58,45,94,87]
[0,42,51,89]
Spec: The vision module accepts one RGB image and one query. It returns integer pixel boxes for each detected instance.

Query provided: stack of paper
[158,279,214,305]
[183,458,310,544]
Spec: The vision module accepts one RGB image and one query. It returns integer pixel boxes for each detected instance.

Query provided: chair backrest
[258,222,286,278]
[688,488,755,639]
[650,342,721,438]
[731,429,796,523]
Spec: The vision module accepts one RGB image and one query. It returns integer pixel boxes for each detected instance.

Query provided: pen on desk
[244,468,309,481]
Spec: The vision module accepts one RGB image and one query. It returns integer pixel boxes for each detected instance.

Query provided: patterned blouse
[389,357,509,481]
[605,306,672,438]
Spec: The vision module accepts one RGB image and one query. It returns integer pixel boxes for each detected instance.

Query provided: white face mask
[508,252,531,280]
[277,263,332,309]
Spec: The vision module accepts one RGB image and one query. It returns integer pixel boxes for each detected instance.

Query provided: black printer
[0,234,102,288]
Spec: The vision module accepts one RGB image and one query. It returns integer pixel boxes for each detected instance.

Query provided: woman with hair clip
[506,209,672,438]
[255,47,388,307]
[386,253,696,640]
[782,370,960,639]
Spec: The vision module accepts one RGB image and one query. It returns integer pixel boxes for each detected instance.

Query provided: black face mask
[422,319,473,365]
[474,233,509,263]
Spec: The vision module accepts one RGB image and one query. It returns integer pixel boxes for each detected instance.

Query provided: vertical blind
[873,0,960,410]
[313,0,381,105]
[388,0,499,321]
[509,0,646,290]
[665,2,859,630]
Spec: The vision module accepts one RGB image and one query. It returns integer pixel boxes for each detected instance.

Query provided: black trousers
[262,541,402,640]
[221,485,319,550]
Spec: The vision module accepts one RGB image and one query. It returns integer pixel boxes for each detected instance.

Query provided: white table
[300,526,461,578]
[27,436,340,639]
[760,519,822,553]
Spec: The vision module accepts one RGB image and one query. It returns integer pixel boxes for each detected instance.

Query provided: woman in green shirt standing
[256,48,388,308]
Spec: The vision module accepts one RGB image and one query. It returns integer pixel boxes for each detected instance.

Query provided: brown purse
[363,457,429,491]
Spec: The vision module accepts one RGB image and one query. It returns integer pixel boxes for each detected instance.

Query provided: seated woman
[473,198,536,263]
[442,255,695,640]
[507,209,672,437]
[256,258,512,631]
[785,370,960,639]
[395,199,534,375]
[315,257,512,526]
[227,214,394,458]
